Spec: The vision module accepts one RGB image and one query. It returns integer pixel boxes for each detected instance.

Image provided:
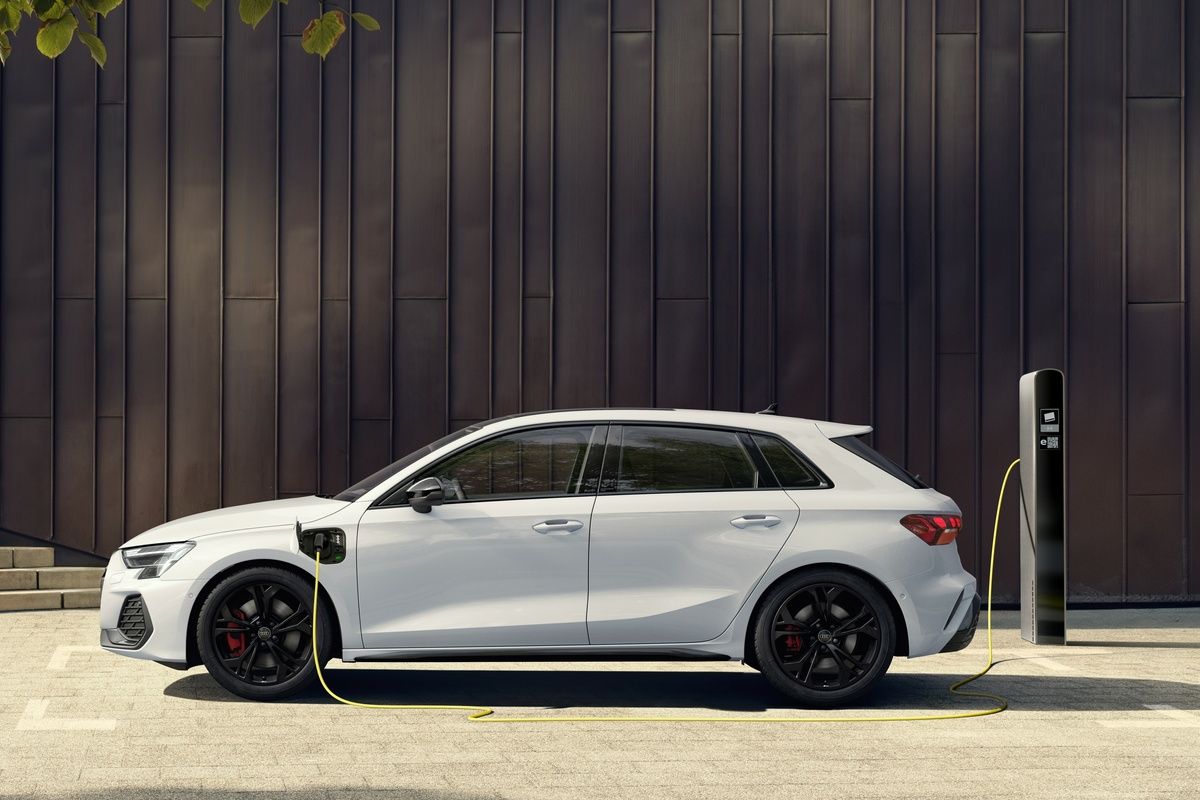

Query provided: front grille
[117,595,149,647]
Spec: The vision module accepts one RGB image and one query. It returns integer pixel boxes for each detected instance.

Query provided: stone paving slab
[0,608,1197,800]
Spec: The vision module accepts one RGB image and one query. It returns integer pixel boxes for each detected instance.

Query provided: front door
[586,424,801,644]
[356,424,606,649]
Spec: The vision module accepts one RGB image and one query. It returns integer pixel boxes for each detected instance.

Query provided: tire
[196,566,333,701]
[753,569,896,708]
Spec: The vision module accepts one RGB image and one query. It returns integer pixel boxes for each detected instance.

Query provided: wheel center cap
[257,627,272,641]
[817,629,833,644]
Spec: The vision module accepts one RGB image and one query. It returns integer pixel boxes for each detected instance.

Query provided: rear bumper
[940,592,981,653]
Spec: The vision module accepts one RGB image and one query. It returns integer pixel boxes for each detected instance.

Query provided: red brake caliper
[227,609,247,656]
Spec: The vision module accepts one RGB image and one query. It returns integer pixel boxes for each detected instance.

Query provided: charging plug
[312,532,327,558]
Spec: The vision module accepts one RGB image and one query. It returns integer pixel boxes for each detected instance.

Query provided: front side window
[604,425,763,493]
[395,425,604,503]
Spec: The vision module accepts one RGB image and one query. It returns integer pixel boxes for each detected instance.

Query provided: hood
[121,496,350,549]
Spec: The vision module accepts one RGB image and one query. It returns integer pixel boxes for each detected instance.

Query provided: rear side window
[831,435,929,489]
[604,425,763,493]
[752,434,826,489]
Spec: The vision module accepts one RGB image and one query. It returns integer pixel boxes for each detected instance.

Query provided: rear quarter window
[831,435,929,489]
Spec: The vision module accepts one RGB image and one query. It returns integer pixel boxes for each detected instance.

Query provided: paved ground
[0,608,1197,800]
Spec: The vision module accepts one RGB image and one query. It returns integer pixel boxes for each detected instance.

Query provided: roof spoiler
[814,420,874,438]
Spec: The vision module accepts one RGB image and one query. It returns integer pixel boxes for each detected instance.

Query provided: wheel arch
[184,558,343,669]
[741,562,910,670]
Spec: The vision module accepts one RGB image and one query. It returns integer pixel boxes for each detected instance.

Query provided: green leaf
[78,29,105,66]
[239,0,271,29]
[4,6,22,32]
[86,0,122,17]
[190,0,214,10]
[35,11,76,57]
[0,31,11,65]
[301,9,345,59]
[350,11,379,31]
[33,0,66,22]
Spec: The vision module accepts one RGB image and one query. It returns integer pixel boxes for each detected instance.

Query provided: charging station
[1019,369,1067,644]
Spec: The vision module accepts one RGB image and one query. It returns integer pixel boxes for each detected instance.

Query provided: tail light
[900,514,962,545]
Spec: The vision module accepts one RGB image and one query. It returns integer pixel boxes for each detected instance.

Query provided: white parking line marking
[1099,704,1200,729]
[16,700,116,731]
[46,645,101,671]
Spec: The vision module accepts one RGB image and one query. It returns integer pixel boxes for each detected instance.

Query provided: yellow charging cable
[310,458,1021,723]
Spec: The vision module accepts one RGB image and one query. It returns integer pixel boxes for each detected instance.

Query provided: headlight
[120,541,195,579]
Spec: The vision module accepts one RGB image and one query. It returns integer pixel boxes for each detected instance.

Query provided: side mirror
[406,477,445,514]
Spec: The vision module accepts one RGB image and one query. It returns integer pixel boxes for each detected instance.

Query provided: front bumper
[940,592,981,653]
[99,557,194,665]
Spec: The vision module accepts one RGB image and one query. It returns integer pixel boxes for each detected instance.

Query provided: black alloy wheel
[196,566,332,700]
[753,569,896,707]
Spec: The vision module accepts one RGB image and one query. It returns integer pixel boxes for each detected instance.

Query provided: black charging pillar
[1019,369,1066,644]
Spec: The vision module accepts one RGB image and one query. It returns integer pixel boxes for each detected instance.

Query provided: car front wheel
[196,566,332,701]
[753,569,896,708]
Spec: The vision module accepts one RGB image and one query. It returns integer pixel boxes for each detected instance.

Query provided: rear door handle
[730,514,782,529]
[532,519,584,534]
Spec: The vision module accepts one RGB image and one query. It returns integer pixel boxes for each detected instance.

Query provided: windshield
[333,426,480,502]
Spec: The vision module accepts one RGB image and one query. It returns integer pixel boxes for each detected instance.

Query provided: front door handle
[532,519,584,534]
[730,514,782,529]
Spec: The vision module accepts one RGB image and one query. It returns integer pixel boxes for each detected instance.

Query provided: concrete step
[62,588,101,609]
[0,569,38,592]
[0,547,55,569]
[35,566,104,590]
[0,589,63,612]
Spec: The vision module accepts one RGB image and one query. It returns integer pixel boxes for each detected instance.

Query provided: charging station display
[1019,369,1066,644]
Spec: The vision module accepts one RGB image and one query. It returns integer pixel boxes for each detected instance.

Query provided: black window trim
[595,423,834,497]
[371,422,609,508]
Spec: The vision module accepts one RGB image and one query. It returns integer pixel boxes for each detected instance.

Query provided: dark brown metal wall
[0,0,1196,601]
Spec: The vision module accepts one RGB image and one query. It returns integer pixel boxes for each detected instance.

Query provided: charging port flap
[297,523,347,564]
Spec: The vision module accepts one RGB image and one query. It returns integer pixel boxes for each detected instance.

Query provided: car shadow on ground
[164,663,1200,712]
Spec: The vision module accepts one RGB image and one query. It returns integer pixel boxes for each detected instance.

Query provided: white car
[100,408,978,707]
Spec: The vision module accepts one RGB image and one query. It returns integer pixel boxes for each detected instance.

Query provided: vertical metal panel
[125,299,167,538]
[167,36,223,520]
[497,0,523,32]
[521,0,553,411]
[1025,0,1065,32]
[126,0,168,300]
[0,45,54,419]
[711,31,741,411]
[449,0,494,423]
[1126,99,1183,302]
[349,0,395,456]
[170,0,220,37]
[934,34,976,356]
[55,46,97,299]
[224,15,278,299]
[980,0,1023,595]
[657,299,711,407]
[1187,0,1200,596]
[655,0,710,300]
[223,299,276,505]
[774,0,826,34]
[937,0,977,34]
[98,4,127,105]
[904,0,935,481]
[1024,32,1067,370]
[1126,304,1184,495]
[394,299,448,455]
[613,0,653,31]
[610,32,655,407]
[830,0,871,99]
[395,1,449,301]
[740,0,773,412]
[829,99,872,424]
[53,300,96,550]
[319,38,352,494]
[1067,0,1125,597]
[278,41,321,496]
[96,418,124,554]
[0,420,53,538]
[1126,0,1181,98]
[494,31,524,418]
[552,0,608,407]
[872,0,905,459]
[713,0,740,35]
[773,33,826,419]
[1127,495,1184,596]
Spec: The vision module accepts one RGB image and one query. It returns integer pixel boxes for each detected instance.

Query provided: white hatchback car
[100,408,978,707]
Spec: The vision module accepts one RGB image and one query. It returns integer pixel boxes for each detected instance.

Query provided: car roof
[474,407,872,440]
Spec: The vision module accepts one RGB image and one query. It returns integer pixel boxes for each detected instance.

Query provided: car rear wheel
[753,569,896,708]
[196,566,332,701]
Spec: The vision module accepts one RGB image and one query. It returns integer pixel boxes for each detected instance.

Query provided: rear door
[585,424,803,644]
